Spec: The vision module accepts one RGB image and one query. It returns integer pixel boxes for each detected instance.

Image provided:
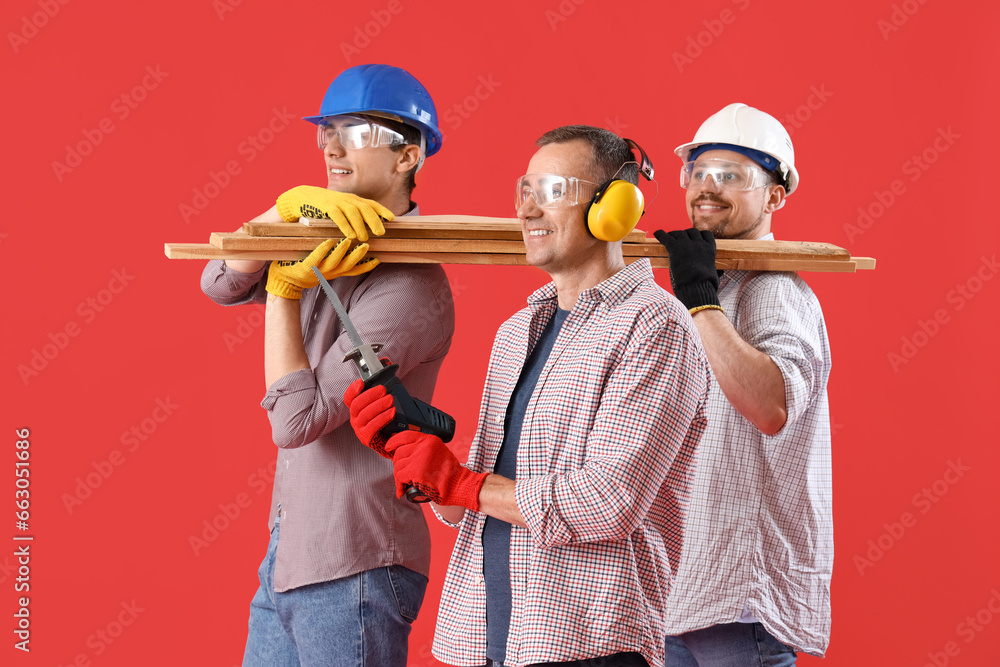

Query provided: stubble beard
[692,193,768,240]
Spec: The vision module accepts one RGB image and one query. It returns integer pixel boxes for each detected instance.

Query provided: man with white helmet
[655,103,833,664]
[201,64,453,666]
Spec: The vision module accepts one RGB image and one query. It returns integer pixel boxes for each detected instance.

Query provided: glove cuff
[451,470,489,512]
[276,188,303,222]
[265,273,302,300]
[673,281,720,312]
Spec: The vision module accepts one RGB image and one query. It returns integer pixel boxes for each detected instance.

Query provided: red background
[3,0,999,665]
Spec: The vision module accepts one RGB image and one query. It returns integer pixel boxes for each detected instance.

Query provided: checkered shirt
[662,238,834,656]
[433,259,711,667]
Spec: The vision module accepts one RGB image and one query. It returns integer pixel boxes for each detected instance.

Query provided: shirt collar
[721,231,775,285]
[526,259,652,310]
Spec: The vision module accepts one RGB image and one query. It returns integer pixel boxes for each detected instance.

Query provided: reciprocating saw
[311,267,456,502]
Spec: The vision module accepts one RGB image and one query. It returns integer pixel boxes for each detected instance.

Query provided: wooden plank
[243,221,531,241]
[628,238,849,261]
[166,243,871,272]
[212,233,532,253]
[210,233,853,263]
[243,216,647,243]
[709,258,857,273]
[166,243,310,261]
[299,214,516,228]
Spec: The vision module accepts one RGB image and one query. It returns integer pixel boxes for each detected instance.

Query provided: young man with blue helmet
[200,64,453,666]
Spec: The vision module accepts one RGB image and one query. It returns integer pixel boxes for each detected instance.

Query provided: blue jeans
[242,522,427,667]
[664,623,797,667]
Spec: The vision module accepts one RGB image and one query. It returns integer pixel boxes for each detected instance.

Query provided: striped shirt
[200,207,455,591]
[433,259,711,667]
[662,238,834,655]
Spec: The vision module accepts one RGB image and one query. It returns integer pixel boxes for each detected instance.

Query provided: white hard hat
[674,103,798,195]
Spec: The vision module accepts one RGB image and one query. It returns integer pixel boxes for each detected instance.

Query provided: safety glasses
[317,116,407,150]
[680,159,773,192]
[515,173,600,210]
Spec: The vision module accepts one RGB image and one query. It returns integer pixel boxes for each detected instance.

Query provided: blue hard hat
[303,64,442,157]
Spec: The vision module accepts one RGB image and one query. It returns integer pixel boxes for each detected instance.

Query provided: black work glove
[653,228,721,311]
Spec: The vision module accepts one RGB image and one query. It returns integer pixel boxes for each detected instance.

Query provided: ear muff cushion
[586,180,645,242]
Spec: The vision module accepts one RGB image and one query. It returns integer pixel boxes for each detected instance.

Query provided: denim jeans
[242,522,427,667]
[663,622,797,666]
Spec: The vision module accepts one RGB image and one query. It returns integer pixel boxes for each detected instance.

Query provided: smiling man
[655,103,834,665]
[200,64,454,667]
[346,125,712,667]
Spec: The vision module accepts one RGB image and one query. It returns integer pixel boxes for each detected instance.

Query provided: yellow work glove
[265,238,379,300]
[276,185,392,242]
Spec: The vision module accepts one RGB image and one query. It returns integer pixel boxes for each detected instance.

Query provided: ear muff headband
[584,138,655,242]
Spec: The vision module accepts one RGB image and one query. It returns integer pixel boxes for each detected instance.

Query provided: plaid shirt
[433,260,711,667]
[662,237,834,656]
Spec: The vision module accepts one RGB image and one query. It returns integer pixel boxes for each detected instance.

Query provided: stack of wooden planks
[165,215,876,273]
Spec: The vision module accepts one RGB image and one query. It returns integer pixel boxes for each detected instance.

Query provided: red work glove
[387,431,488,511]
[343,379,394,458]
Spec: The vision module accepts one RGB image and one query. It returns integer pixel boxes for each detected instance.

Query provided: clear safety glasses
[515,173,600,210]
[680,159,773,192]
[317,116,407,150]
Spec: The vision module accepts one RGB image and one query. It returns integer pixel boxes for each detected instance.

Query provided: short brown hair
[361,114,421,195]
[536,125,639,186]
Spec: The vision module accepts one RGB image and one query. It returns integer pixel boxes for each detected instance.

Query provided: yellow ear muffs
[585,180,645,242]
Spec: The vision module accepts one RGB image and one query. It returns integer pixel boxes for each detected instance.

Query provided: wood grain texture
[209,233,854,262]
[244,216,647,243]
[170,215,873,272]
[166,243,868,272]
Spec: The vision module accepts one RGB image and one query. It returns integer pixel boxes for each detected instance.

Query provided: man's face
[516,140,605,275]
[321,116,402,202]
[683,149,782,240]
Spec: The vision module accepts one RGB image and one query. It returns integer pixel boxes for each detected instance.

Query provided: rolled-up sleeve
[200,259,268,306]
[739,275,827,431]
